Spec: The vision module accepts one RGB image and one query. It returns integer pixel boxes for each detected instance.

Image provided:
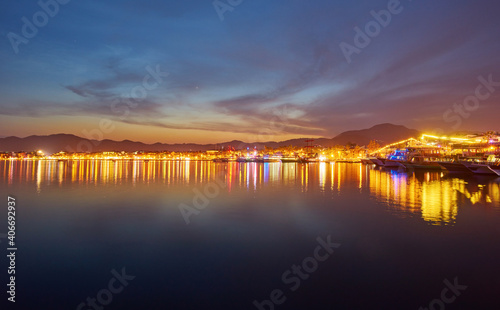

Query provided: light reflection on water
[1,160,499,225]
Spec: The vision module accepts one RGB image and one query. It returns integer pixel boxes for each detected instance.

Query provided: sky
[0,0,499,144]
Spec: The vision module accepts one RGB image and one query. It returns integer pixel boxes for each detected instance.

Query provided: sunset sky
[1,0,499,144]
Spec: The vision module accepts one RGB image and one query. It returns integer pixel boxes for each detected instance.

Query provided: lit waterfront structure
[370,132,500,158]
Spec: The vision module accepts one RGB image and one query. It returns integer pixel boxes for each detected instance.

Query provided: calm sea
[1,160,499,309]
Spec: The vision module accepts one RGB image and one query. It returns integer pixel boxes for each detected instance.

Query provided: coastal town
[2,131,499,175]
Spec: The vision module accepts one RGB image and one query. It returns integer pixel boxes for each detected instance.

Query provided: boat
[457,154,500,175]
[236,156,250,162]
[400,156,445,171]
[360,158,374,165]
[336,159,361,163]
[438,162,472,173]
[331,158,357,163]
[255,155,281,163]
[486,155,500,175]
[401,157,443,171]
[383,149,407,168]
[370,158,385,166]
[464,163,498,176]
[297,157,311,163]
[488,164,500,176]
[459,160,496,175]
[280,157,299,163]
[403,163,443,171]
[383,159,403,168]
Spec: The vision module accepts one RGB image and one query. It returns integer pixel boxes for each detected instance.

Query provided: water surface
[1,160,499,309]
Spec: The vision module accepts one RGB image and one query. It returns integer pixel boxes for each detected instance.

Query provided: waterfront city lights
[1,131,498,163]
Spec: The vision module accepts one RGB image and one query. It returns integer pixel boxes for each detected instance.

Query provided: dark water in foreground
[1,160,499,309]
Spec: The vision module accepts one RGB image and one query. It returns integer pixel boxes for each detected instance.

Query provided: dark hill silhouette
[329,123,421,146]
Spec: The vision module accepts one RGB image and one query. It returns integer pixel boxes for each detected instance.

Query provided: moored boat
[370,158,385,166]
[212,158,229,163]
[298,157,311,163]
[438,162,472,173]
[488,164,500,176]
[462,162,498,176]
[402,162,443,171]
[333,159,361,163]
[400,156,444,171]
[256,155,281,163]
[236,156,254,162]
[383,149,407,168]
[384,159,403,168]
[280,157,299,163]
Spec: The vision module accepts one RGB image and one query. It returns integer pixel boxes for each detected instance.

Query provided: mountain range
[0,123,420,154]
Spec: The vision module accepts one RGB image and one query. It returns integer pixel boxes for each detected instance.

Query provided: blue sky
[0,0,499,143]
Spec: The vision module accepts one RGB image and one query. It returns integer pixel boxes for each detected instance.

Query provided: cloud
[1,0,500,140]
